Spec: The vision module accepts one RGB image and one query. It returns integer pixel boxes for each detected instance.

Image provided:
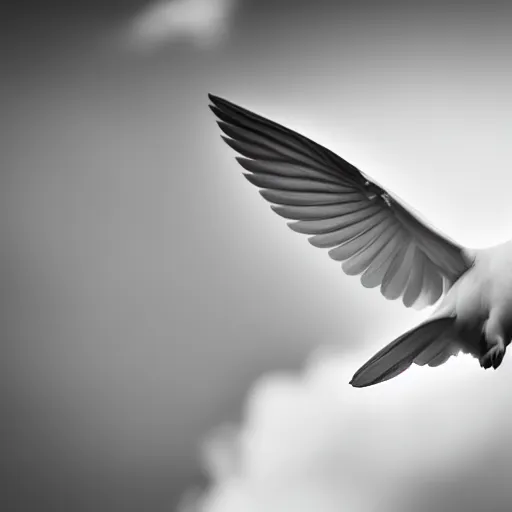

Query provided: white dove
[209,94,512,388]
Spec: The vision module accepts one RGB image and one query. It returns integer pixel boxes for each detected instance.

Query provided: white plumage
[209,94,510,387]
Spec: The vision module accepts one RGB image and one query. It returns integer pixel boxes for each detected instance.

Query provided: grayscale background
[5,1,512,511]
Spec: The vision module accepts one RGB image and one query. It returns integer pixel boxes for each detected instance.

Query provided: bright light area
[178,347,508,512]
[127,0,237,50]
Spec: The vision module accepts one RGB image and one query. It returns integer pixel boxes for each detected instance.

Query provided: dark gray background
[4,1,512,511]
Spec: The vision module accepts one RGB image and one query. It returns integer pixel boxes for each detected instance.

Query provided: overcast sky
[4,1,512,511]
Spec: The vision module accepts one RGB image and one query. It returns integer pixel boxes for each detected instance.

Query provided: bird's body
[208,93,512,387]
[435,241,512,358]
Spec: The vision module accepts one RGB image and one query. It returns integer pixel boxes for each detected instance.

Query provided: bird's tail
[350,316,457,388]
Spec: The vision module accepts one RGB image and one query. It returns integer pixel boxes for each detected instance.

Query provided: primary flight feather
[209,93,512,387]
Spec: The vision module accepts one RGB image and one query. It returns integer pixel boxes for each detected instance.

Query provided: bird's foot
[480,338,506,370]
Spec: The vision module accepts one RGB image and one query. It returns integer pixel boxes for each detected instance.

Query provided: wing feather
[260,189,362,207]
[209,94,474,308]
[359,232,408,288]
[328,217,392,261]
[382,243,417,300]
[288,206,383,235]
[222,136,280,161]
[236,158,344,185]
[309,216,395,249]
[271,201,376,221]
[243,173,351,193]
[342,223,402,276]
[402,250,425,307]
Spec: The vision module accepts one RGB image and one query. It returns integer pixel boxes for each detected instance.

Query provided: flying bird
[209,93,512,387]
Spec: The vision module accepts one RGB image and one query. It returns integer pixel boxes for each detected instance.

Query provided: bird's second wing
[209,94,474,308]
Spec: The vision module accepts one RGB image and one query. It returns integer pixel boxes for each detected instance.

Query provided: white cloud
[128,0,236,50]
[177,346,512,512]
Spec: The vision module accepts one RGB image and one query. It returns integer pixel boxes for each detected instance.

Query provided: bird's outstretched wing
[209,94,474,308]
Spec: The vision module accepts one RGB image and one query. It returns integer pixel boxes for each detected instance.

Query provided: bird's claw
[480,341,506,370]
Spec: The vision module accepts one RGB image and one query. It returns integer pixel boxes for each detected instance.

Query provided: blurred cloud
[177,348,512,512]
[127,0,237,50]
